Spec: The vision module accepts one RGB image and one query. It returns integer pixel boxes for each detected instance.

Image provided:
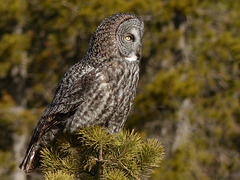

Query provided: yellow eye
[125,35,133,41]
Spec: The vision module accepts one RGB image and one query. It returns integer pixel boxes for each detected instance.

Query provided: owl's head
[85,13,144,63]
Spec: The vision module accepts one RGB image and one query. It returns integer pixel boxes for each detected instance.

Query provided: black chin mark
[136,52,141,60]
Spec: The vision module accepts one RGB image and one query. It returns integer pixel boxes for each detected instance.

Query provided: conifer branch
[94,144,103,180]
[40,126,164,179]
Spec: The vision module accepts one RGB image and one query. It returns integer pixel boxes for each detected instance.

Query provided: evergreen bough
[40,126,164,179]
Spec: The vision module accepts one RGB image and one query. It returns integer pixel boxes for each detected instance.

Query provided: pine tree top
[40,126,164,180]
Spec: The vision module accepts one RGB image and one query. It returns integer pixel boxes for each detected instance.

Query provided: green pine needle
[103,169,129,180]
[44,170,74,180]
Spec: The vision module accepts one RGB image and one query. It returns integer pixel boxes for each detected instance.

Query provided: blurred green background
[0,0,239,179]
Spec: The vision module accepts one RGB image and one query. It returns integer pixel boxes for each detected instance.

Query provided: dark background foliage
[0,0,239,179]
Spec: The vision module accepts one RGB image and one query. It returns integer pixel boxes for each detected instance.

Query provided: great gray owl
[19,13,144,173]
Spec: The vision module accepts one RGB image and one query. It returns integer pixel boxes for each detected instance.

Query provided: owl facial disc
[116,17,144,62]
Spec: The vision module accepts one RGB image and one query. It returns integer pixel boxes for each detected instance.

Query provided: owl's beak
[137,47,140,53]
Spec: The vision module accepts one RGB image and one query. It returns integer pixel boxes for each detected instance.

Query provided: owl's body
[20,13,144,173]
[63,60,139,134]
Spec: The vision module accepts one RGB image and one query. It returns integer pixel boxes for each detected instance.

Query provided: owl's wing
[40,64,96,133]
[20,63,97,173]
[43,63,96,116]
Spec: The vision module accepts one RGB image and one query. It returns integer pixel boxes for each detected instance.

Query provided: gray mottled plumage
[19,13,144,173]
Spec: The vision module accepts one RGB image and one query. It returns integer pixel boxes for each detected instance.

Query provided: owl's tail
[19,143,40,173]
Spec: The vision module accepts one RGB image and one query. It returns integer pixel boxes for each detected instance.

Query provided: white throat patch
[125,53,138,61]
